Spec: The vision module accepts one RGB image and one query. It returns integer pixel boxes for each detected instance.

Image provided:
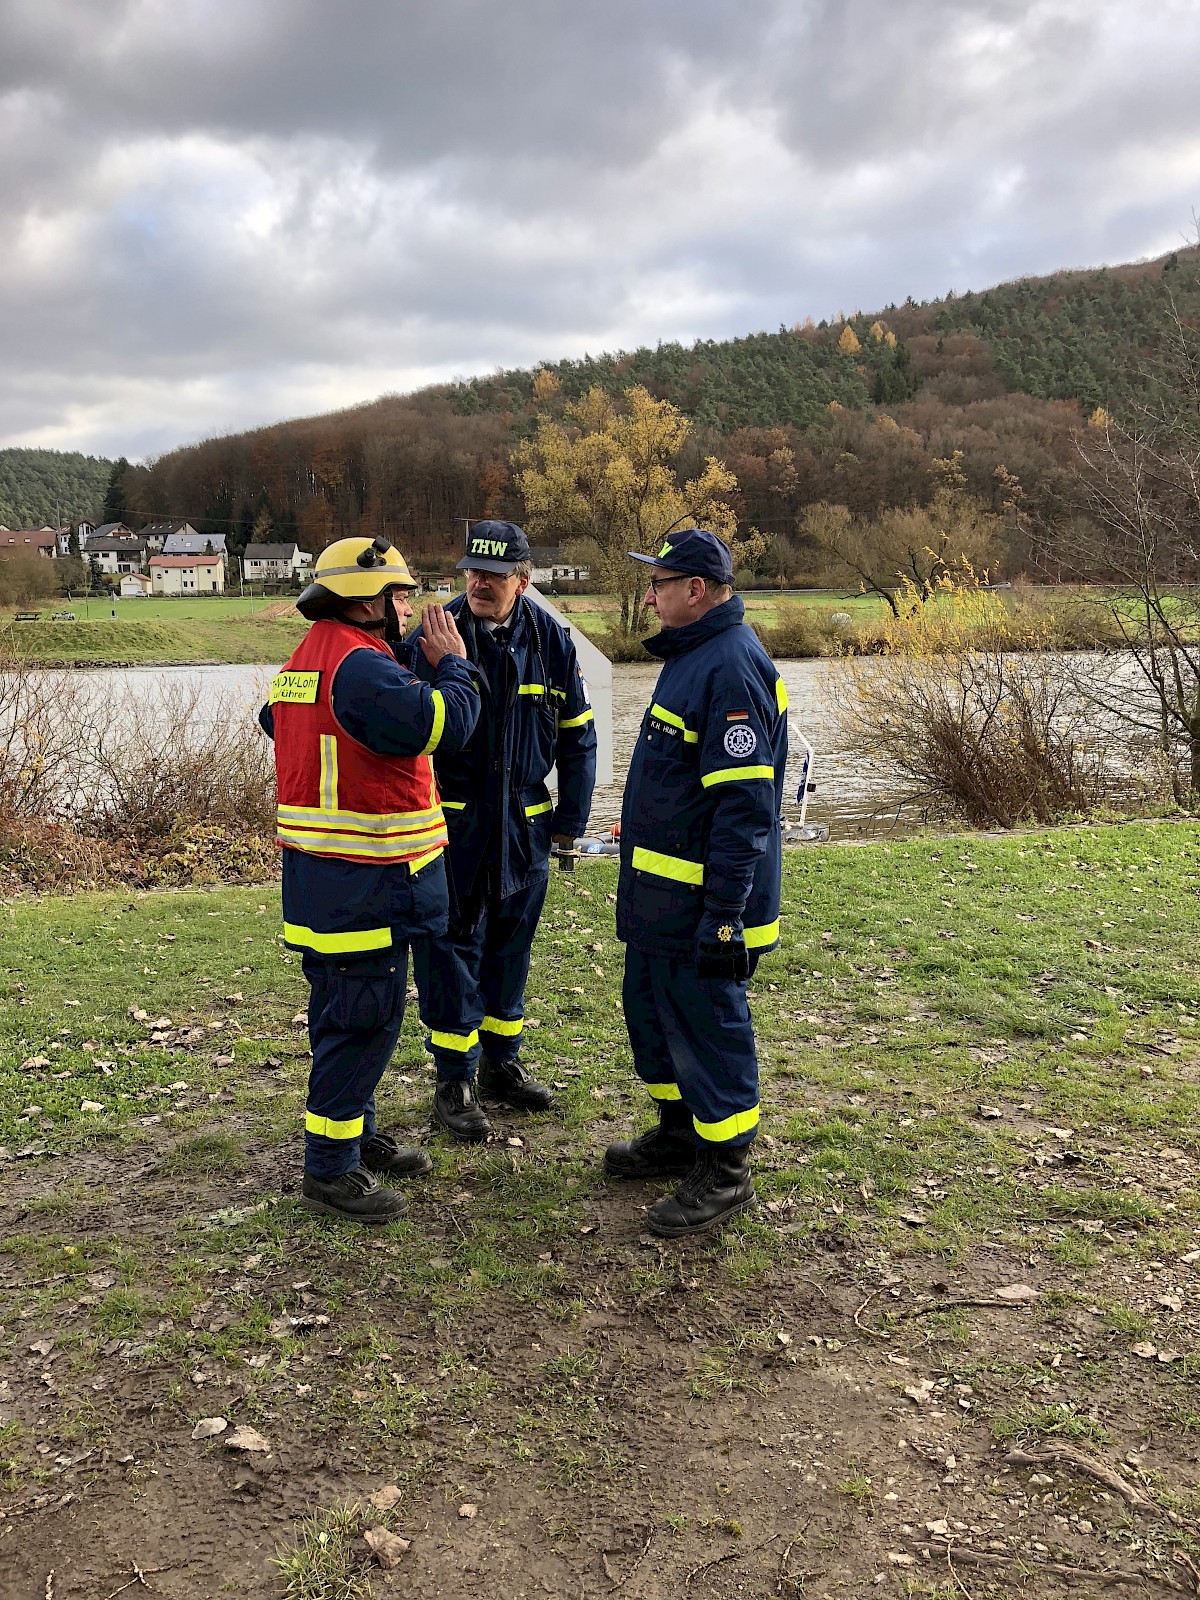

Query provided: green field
[10,594,292,622]
[2,825,1200,1593]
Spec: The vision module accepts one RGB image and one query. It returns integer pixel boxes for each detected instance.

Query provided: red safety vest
[270,620,447,868]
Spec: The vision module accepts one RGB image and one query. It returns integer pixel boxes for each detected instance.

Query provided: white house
[85,537,147,575]
[140,520,199,554]
[242,542,311,582]
[162,530,228,571]
[119,572,152,598]
[149,554,225,595]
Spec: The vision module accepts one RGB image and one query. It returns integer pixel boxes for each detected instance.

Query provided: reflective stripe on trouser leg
[411,921,484,1083]
[302,949,409,1179]
[477,874,549,1063]
[622,947,681,1102]
[640,951,760,1147]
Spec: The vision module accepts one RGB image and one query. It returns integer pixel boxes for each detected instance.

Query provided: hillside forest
[0,449,113,532]
[13,247,1200,582]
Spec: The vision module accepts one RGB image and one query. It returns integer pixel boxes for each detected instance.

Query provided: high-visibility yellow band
[775,678,789,715]
[442,800,467,811]
[422,689,446,755]
[524,800,553,817]
[550,687,567,700]
[694,1104,760,1142]
[700,765,775,788]
[319,734,339,810]
[269,670,320,705]
[647,1082,683,1101]
[284,922,392,954]
[430,1028,479,1052]
[650,703,699,743]
[408,847,443,875]
[518,683,546,695]
[559,709,594,729]
[278,803,445,834]
[744,918,780,949]
[277,824,448,860]
[631,846,704,886]
[305,1110,365,1140]
[480,1015,523,1037]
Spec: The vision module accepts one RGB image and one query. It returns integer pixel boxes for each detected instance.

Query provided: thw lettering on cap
[471,538,508,557]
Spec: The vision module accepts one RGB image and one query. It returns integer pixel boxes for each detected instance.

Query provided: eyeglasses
[647,574,691,594]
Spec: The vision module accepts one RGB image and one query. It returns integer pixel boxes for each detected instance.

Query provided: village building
[118,572,153,598]
[138,520,196,554]
[241,541,312,583]
[161,529,228,570]
[149,553,224,595]
[0,527,59,559]
[85,536,148,575]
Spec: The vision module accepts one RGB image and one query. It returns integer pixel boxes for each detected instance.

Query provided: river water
[68,659,900,840]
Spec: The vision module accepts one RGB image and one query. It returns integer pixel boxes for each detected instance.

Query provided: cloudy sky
[2,0,1196,460]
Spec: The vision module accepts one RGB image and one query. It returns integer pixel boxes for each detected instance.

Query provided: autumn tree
[514,386,739,635]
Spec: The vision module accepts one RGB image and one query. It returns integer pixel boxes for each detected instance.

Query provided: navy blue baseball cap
[457,520,531,574]
[628,528,734,584]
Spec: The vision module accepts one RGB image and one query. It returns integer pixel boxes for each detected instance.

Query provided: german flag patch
[726,710,750,721]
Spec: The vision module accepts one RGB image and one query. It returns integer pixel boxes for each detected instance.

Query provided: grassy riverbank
[2,823,1199,1596]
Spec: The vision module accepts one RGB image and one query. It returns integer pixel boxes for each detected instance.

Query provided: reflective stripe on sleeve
[650,703,698,743]
[775,678,789,714]
[283,922,392,954]
[430,1028,479,1052]
[647,1082,683,1101]
[441,800,467,811]
[518,683,546,695]
[305,1110,365,1140]
[480,1015,522,1037]
[630,846,704,886]
[694,1104,760,1142]
[408,847,443,875]
[700,765,776,788]
[559,708,594,729]
[524,800,552,817]
[422,689,446,755]
[744,918,780,949]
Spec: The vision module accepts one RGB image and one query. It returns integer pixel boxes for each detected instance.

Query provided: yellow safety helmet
[297,536,418,620]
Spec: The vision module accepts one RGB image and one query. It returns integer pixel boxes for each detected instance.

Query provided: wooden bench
[14,612,40,622]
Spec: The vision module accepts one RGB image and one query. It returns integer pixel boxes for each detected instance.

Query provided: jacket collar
[448,590,530,662]
[643,595,745,659]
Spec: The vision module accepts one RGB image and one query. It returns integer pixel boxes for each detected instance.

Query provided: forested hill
[116,246,1200,571]
[0,448,112,530]
[445,246,1200,427]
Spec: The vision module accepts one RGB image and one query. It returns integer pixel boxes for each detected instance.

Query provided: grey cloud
[1,0,1199,456]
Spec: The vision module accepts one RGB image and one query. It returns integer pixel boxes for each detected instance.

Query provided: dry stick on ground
[685,1533,780,1589]
[910,1542,1186,1592]
[852,1288,890,1338]
[1174,1551,1200,1597]
[604,1526,654,1589]
[1003,1445,1157,1513]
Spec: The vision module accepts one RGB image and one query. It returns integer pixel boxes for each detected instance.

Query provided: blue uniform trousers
[622,947,761,1148]
[302,950,409,1179]
[412,873,549,1081]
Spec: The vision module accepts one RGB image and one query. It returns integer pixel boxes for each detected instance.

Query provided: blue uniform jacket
[259,636,480,950]
[408,592,597,906]
[616,597,787,959]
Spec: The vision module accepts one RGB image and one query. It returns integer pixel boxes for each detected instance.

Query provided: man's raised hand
[419,603,467,665]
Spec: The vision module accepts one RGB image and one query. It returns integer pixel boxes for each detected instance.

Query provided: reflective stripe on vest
[630,846,704,887]
[650,702,699,743]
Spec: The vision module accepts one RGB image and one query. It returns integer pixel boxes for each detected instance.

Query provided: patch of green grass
[157,1131,248,1176]
[990,1401,1113,1447]
[271,1504,372,1600]
[91,1288,147,1339]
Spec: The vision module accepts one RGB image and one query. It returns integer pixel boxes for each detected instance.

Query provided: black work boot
[300,1166,408,1225]
[433,1077,493,1143]
[477,1055,555,1113]
[360,1133,433,1179]
[645,1143,755,1238]
[604,1099,695,1179]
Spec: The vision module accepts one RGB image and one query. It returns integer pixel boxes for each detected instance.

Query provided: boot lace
[676,1149,721,1206]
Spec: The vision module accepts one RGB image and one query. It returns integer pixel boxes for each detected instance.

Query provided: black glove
[695,901,749,982]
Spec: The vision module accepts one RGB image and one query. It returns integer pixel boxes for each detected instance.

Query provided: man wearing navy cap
[409,520,597,1140]
[605,529,788,1235]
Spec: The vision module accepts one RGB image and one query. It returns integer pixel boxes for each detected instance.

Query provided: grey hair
[702,578,734,602]
[513,558,533,580]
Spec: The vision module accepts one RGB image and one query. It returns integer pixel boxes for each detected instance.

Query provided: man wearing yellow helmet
[259,536,481,1223]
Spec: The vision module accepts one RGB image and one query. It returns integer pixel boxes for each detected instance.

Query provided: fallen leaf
[458,1502,478,1519]
[20,1057,51,1071]
[904,1379,936,1404]
[224,993,244,1005]
[28,1339,55,1357]
[994,1283,1038,1303]
[225,1425,271,1452]
[79,1100,105,1114]
[291,1012,307,1026]
[899,1210,928,1226]
[128,1007,149,1022]
[191,1417,228,1441]
[369,1484,404,1511]
[364,1527,410,1567]
[1132,1342,1158,1360]
[1156,1295,1183,1313]
[925,1518,951,1536]
[977,1104,1002,1119]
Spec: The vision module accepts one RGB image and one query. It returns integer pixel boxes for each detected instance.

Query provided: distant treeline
[103,247,1200,574]
[0,448,112,530]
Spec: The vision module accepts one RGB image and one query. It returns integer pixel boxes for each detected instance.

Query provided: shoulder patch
[726,710,750,721]
[723,724,758,758]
